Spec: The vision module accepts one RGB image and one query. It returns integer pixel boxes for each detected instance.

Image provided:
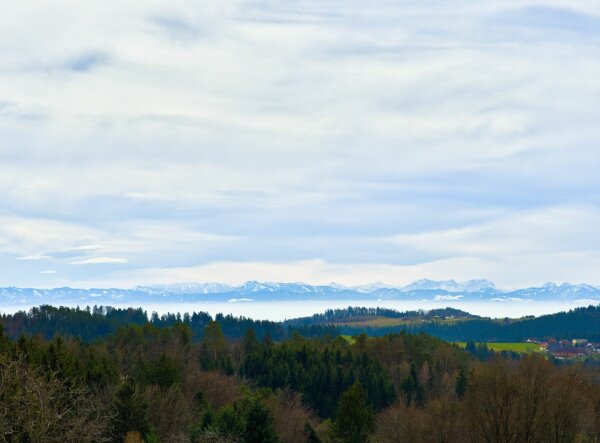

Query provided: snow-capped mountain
[0,280,599,306]
[497,282,600,301]
[0,287,135,304]
[400,279,496,293]
[225,281,349,299]
[136,283,234,296]
[352,282,398,293]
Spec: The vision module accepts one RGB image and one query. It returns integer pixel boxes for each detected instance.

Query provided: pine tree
[243,328,258,355]
[330,381,375,443]
[243,398,279,443]
[200,321,228,370]
[114,379,150,438]
[401,363,426,407]
[455,367,468,398]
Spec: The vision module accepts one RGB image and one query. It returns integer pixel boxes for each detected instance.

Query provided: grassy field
[454,342,540,353]
[334,317,417,327]
[340,335,356,344]
[341,336,540,353]
[331,316,472,328]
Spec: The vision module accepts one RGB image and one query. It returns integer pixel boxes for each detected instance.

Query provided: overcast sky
[1,0,600,289]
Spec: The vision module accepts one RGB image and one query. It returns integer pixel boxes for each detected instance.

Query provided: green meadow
[454,342,541,353]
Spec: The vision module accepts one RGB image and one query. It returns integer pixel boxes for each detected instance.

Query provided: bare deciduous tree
[267,389,315,443]
[0,356,111,442]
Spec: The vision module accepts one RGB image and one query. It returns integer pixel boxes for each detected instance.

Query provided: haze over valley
[2,279,599,320]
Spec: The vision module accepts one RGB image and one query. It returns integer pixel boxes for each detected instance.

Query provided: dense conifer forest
[1,305,600,441]
[3,304,600,345]
[0,305,338,343]
[289,305,600,342]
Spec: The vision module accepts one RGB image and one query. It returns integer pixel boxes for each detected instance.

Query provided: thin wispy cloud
[0,0,599,288]
[69,257,128,265]
[65,245,108,251]
[17,255,52,261]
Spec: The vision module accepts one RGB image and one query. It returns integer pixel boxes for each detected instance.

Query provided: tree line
[4,304,600,345]
[328,305,600,342]
[288,307,476,325]
[0,304,337,343]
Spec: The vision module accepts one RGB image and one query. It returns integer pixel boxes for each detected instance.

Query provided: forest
[3,304,600,345]
[1,305,600,442]
[0,305,338,342]
[290,305,600,343]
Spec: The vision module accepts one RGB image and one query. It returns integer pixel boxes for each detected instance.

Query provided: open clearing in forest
[330,316,471,328]
[454,342,540,353]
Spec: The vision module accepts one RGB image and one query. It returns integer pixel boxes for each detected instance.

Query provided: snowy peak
[0,280,599,305]
[233,280,272,292]
[230,281,341,295]
[328,282,350,290]
[352,282,397,293]
[401,279,496,293]
[507,282,600,300]
[137,283,234,295]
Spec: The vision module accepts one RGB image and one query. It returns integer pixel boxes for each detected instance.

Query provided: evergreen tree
[215,405,245,437]
[223,356,234,375]
[455,366,468,398]
[243,398,279,443]
[401,363,426,407]
[114,379,150,438]
[200,321,228,370]
[330,381,375,443]
[243,328,258,354]
[263,332,274,347]
[137,353,180,389]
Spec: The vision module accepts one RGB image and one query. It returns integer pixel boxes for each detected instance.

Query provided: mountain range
[1,279,600,306]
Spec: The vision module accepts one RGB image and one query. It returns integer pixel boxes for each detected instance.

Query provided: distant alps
[1,279,600,306]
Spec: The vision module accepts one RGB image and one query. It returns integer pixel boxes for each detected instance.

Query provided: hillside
[3,303,600,347]
[289,305,600,343]
[287,307,478,328]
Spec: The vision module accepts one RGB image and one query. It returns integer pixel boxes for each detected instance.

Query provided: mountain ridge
[1,279,600,305]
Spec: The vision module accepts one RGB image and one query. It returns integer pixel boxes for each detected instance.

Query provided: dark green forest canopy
[0,304,337,342]
[0,317,464,440]
[1,304,599,344]
[1,308,599,442]
[286,306,479,325]
[329,305,600,342]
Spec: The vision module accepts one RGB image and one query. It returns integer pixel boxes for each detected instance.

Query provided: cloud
[64,244,107,251]
[390,205,600,259]
[40,270,57,274]
[69,257,128,265]
[0,0,599,288]
[64,252,600,290]
[17,255,52,260]
[491,5,600,36]
[0,215,105,257]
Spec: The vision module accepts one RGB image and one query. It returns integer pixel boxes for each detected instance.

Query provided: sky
[1,0,600,289]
